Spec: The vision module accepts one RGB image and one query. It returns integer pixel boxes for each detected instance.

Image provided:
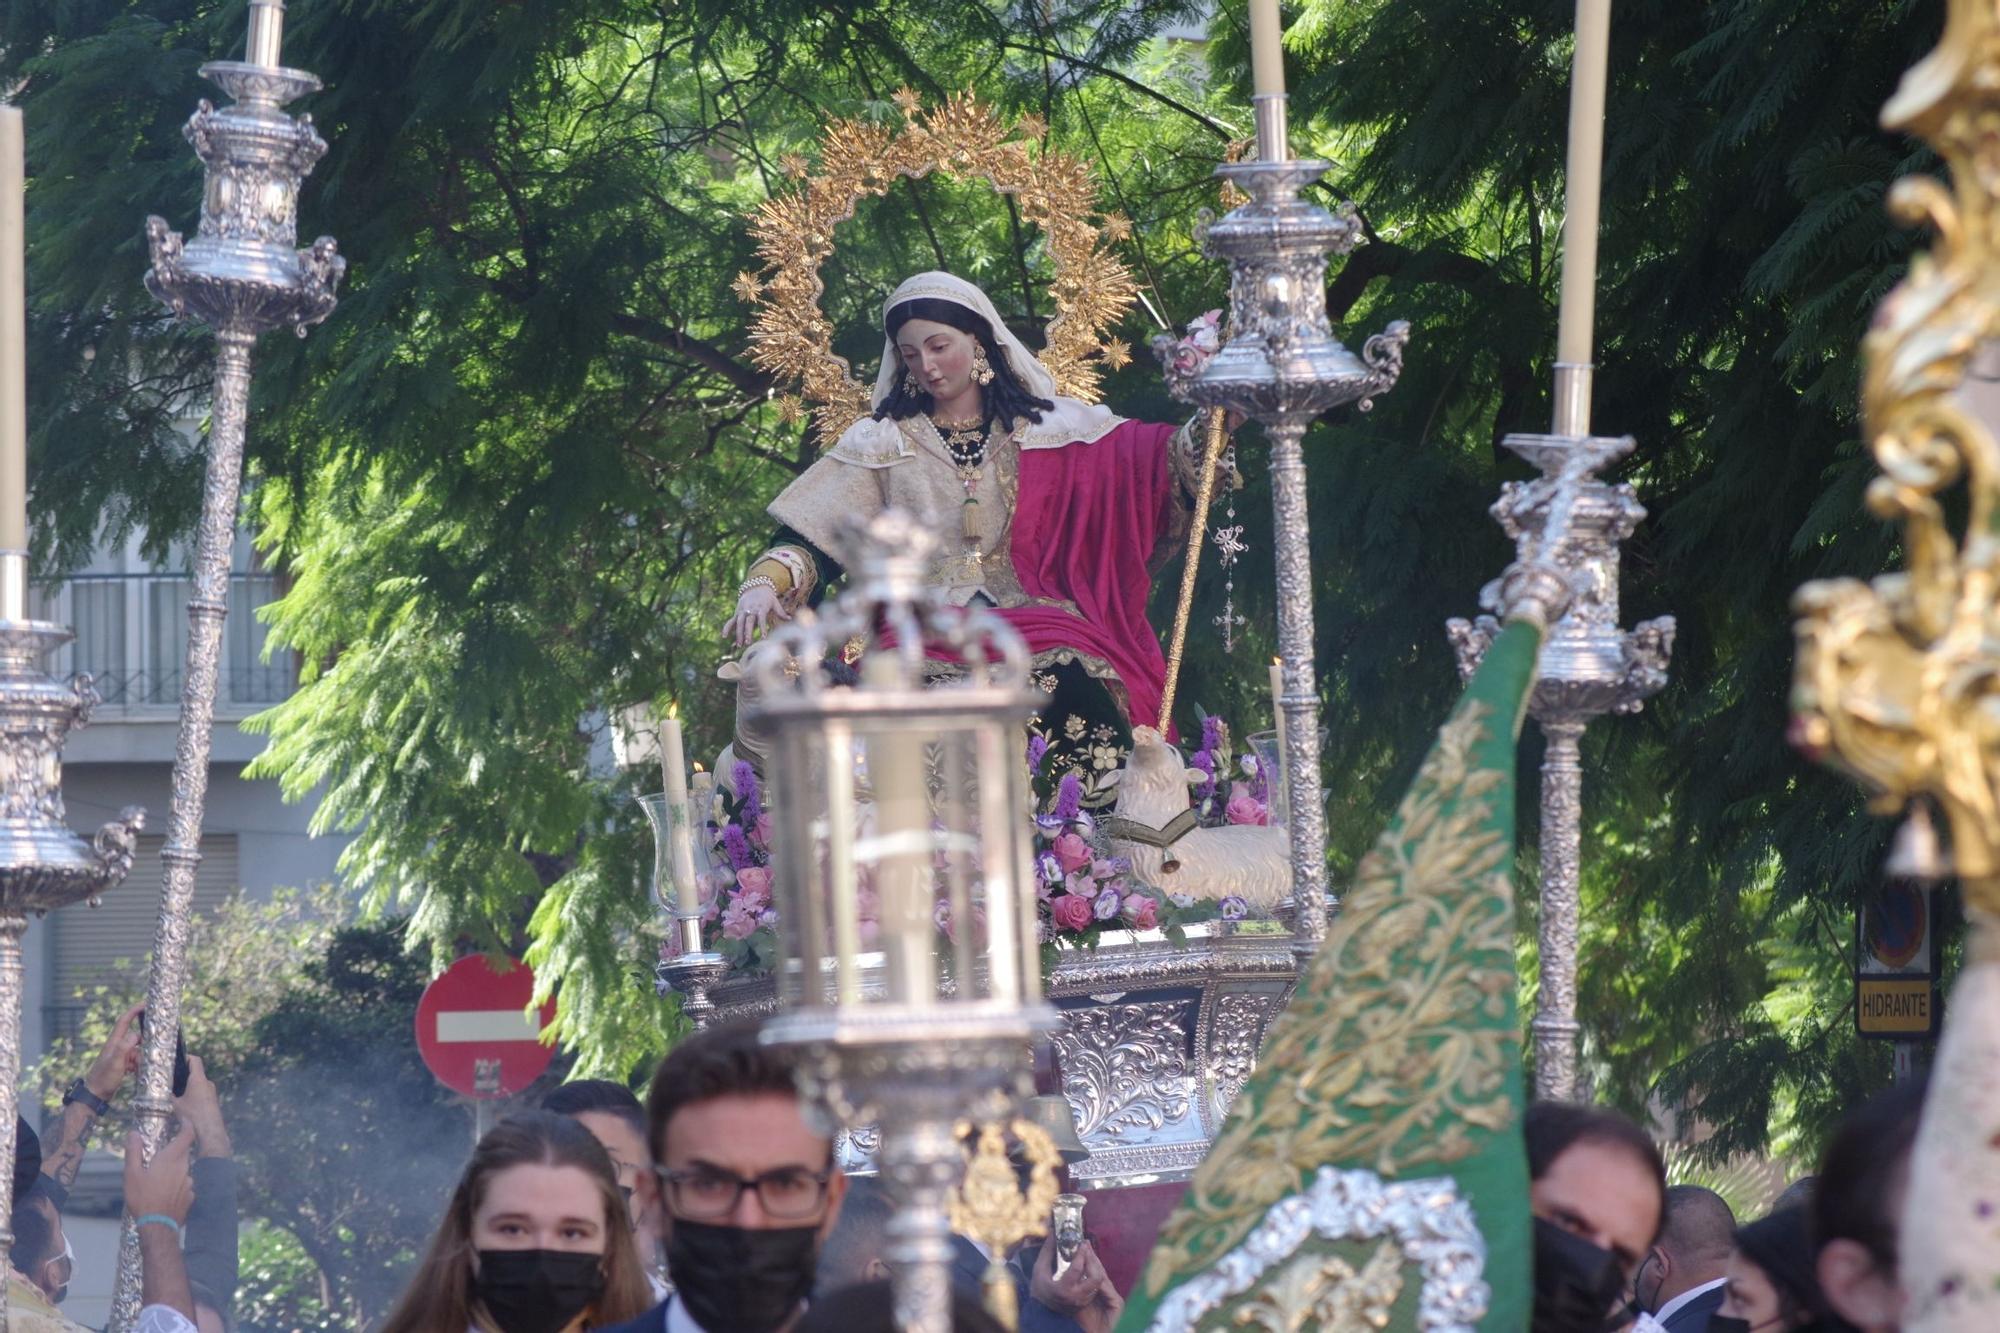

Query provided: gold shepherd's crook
[1157,407,1232,731]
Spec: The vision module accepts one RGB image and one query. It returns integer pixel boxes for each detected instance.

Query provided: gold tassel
[982,1257,1019,1332]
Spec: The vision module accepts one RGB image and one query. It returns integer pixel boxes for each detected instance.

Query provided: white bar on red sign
[436,1010,545,1043]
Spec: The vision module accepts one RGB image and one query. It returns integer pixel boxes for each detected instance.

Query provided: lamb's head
[1109,727,1199,822]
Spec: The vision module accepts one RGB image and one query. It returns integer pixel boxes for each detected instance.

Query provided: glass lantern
[746,508,1060,1333]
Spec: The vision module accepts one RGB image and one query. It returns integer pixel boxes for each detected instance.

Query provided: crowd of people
[13,1011,1927,1333]
[1527,1083,1925,1333]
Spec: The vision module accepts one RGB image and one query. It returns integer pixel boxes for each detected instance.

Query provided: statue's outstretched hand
[725,583,789,647]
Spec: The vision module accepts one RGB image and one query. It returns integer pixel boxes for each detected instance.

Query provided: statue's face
[895,317,981,406]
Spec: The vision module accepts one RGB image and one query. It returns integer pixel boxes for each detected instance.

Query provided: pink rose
[733,864,773,909]
[721,902,760,940]
[1050,893,1095,933]
[752,813,776,846]
[1225,782,1269,826]
[1122,894,1159,930]
[1052,831,1094,875]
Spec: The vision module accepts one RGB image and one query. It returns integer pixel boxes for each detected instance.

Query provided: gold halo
[737,90,1139,443]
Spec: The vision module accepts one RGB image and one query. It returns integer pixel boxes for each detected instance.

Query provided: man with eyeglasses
[597,1022,848,1333]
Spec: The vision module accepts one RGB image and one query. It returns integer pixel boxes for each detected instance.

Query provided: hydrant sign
[416,954,558,1098]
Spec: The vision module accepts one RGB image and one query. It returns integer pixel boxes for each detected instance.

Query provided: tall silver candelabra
[1447,430,1674,1099]
[1187,96,1409,956]
[114,3,343,1324]
[0,562,144,1333]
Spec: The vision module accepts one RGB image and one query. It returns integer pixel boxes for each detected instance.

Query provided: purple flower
[1052,773,1083,823]
[1219,895,1248,920]
[1200,715,1224,755]
[1093,887,1121,921]
[732,759,763,828]
[722,822,755,872]
[1037,852,1063,887]
[1027,734,1049,775]
[1247,751,1271,804]
[1190,749,1217,805]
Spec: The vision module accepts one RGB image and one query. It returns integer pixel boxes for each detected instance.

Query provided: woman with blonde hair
[380,1111,655,1333]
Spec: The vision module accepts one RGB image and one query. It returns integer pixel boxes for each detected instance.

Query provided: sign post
[416,955,559,1133]
[1856,880,1941,1074]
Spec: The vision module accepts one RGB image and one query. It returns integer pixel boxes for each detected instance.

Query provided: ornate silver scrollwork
[1054,1003,1197,1141]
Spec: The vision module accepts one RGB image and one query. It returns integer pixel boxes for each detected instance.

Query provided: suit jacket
[951,1235,1085,1333]
[591,1299,668,1333]
[1659,1282,1726,1333]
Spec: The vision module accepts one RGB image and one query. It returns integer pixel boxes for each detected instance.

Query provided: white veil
[845,271,1123,453]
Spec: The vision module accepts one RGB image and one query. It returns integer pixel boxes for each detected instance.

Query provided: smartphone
[1052,1193,1086,1279]
[135,1010,191,1098]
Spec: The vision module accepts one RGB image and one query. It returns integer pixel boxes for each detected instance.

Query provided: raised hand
[724,582,790,648]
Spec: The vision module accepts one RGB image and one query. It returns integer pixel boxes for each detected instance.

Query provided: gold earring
[904,369,924,396]
[972,347,996,386]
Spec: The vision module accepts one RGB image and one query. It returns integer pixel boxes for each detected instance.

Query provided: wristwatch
[61,1079,111,1117]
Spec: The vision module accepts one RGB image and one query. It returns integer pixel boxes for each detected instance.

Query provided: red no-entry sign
[416,954,558,1099]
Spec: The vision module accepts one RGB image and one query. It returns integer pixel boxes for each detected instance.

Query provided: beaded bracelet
[134,1214,184,1240]
[737,574,779,599]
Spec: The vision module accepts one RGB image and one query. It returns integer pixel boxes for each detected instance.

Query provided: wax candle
[1556,0,1612,374]
[658,710,698,917]
[246,0,286,69]
[863,656,936,1004]
[1248,0,1286,99]
[0,107,26,555]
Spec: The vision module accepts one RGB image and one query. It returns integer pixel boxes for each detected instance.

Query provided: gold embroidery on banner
[1142,703,1518,1296]
[1227,1240,1405,1333]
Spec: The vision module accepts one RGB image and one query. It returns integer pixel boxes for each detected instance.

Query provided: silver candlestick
[114,2,344,1323]
[1187,96,1410,956]
[653,914,734,1032]
[1447,431,1674,1100]
[0,559,144,1333]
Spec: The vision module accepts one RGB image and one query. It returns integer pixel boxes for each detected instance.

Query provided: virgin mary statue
[725,271,1226,771]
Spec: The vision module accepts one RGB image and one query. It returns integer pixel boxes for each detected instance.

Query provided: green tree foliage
[3,0,1949,1158]
[34,891,494,1329]
[1276,0,1940,1155]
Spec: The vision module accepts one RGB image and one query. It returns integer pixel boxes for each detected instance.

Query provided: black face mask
[473,1248,606,1333]
[665,1219,819,1333]
[1532,1217,1631,1333]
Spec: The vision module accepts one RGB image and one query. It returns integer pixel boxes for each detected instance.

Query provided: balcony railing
[31,572,295,711]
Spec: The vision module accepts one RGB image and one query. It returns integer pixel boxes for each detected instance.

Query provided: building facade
[25,527,348,1326]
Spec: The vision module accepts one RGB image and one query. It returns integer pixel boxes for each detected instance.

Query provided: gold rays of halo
[738,89,1140,443]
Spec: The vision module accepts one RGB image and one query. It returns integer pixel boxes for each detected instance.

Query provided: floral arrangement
[661,715,1276,974]
[1152,309,1225,399]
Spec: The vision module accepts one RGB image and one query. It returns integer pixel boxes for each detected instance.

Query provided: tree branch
[608,313,771,397]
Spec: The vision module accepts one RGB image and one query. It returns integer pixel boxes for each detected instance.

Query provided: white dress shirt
[1653,1276,1728,1328]
[136,1307,197,1333]
[665,1294,707,1333]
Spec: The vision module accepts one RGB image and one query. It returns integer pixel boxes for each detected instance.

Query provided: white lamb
[1102,726,1292,910]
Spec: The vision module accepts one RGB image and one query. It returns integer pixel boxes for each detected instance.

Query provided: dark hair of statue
[874,298,1056,430]
[376,1110,655,1333]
